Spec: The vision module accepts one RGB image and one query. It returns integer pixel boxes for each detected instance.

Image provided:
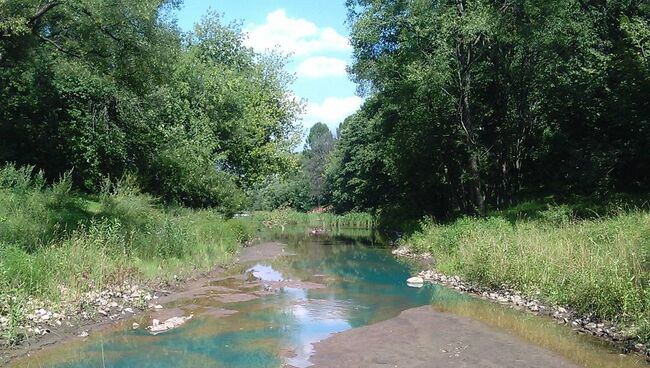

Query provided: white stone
[148,315,193,335]
[407,276,425,287]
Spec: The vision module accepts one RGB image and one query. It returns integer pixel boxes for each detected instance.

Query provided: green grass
[405,204,650,342]
[0,164,254,343]
[252,209,375,229]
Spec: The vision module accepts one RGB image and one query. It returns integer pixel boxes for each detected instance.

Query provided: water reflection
[12,227,646,368]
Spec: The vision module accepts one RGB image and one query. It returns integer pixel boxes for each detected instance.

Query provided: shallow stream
[13,227,646,367]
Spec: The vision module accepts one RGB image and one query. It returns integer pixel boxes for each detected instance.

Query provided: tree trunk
[455,0,486,216]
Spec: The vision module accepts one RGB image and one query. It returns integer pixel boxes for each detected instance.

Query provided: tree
[336,0,650,220]
[303,123,335,207]
[0,2,302,213]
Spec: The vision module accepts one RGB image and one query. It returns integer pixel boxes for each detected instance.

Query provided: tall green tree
[0,1,302,213]
[334,0,650,220]
[303,123,335,207]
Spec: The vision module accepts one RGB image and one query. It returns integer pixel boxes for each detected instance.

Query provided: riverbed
[10,227,646,367]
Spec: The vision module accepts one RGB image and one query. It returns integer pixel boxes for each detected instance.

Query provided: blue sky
[173,0,362,134]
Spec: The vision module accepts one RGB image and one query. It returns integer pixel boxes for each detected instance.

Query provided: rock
[406,276,425,287]
[123,307,134,314]
[148,315,193,335]
[132,322,140,330]
[78,331,89,338]
[154,304,163,309]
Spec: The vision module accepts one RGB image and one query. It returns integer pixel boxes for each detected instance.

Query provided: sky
[173,0,362,135]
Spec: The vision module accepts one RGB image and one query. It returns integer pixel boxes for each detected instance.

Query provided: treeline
[324,0,649,221]
[0,0,301,215]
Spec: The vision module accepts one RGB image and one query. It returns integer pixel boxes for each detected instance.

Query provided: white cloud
[244,9,351,56]
[303,96,364,132]
[296,56,348,78]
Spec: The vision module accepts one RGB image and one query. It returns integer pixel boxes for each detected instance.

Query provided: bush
[248,174,313,212]
[0,164,249,307]
[152,142,247,216]
[253,209,375,228]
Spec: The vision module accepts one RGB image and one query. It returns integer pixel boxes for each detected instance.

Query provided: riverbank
[0,166,255,354]
[397,204,650,356]
[310,305,648,368]
[0,241,290,365]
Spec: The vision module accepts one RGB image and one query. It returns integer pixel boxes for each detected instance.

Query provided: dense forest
[1,0,302,215]
[328,0,649,220]
[256,0,650,224]
[3,0,649,224]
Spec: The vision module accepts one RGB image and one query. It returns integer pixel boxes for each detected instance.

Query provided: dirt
[236,241,293,263]
[1,241,290,366]
[309,305,579,368]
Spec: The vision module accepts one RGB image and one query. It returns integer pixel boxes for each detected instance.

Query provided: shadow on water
[12,226,647,367]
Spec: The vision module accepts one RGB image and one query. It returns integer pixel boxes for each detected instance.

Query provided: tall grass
[0,164,252,307]
[405,206,650,342]
[253,209,375,229]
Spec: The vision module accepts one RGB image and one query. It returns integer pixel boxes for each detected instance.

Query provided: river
[12,227,646,367]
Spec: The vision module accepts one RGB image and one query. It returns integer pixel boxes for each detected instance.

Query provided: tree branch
[28,1,63,27]
[33,31,80,58]
[78,7,123,42]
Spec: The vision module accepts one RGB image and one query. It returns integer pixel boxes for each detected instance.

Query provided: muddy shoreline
[309,305,581,368]
[392,246,650,359]
[1,241,290,366]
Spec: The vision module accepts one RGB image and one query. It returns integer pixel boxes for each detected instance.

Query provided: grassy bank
[404,203,650,342]
[0,164,254,343]
[253,210,375,229]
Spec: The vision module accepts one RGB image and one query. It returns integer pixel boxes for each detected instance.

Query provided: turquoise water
[17,228,461,368]
[14,228,646,368]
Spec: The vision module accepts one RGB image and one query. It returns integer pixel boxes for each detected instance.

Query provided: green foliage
[303,123,335,207]
[405,208,650,342]
[333,0,650,220]
[152,138,247,216]
[0,164,251,304]
[327,110,390,214]
[248,172,313,212]
[0,2,301,212]
[253,209,375,229]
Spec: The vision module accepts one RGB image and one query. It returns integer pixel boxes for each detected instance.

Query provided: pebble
[148,315,193,335]
[393,248,649,356]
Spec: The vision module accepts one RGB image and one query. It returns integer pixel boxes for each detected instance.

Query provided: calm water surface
[13,227,646,367]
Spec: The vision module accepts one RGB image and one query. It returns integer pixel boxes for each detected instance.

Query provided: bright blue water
[16,228,465,368]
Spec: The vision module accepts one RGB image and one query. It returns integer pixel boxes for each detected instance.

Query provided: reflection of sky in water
[248,264,284,282]
[284,287,352,368]
[14,228,648,368]
[16,230,450,368]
